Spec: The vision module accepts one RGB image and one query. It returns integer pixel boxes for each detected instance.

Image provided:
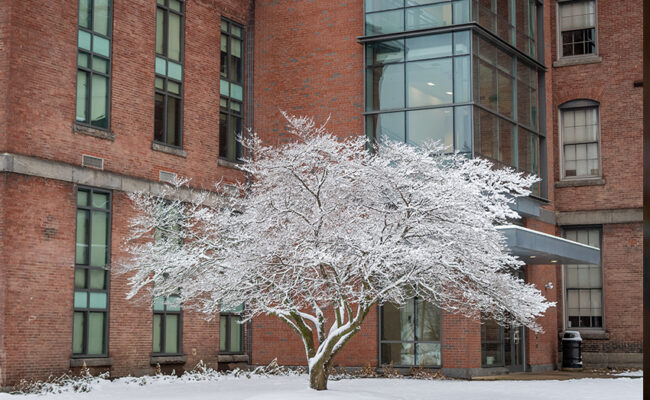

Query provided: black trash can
[562,331,583,370]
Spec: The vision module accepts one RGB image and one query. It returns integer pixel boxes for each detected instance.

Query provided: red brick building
[0,0,641,388]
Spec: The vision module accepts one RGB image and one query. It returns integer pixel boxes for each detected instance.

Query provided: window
[153,295,182,355]
[73,187,111,357]
[76,0,112,129]
[380,299,441,367]
[219,19,244,162]
[481,319,504,366]
[365,31,473,154]
[560,100,600,179]
[558,0,596,57]
[220,304,244,354]
[155,0,185,147]
[563,228,602,329]
[472,0,537,58]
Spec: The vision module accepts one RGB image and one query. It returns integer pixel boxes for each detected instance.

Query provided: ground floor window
[153,295,182,355]
[380,299,441,367]
[220,304,244,354]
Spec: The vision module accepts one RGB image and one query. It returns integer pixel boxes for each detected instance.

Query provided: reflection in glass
[367,64,405,111]
[407,108,453,151]
[406,59,453,107]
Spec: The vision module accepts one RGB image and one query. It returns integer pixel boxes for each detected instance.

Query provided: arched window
[559,99,600,179]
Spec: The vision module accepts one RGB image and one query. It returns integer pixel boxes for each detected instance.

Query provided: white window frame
[558,99,601,181]
[556,0,599,61]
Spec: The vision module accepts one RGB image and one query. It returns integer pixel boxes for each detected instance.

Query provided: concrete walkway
[471,370,643,381]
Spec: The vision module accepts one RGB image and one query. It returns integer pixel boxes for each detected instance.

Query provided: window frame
[561,226,605,331]
[556,0,598,60]
[154,0,185,148]
[152,295,183,356]
[558,99,601,180]
[220,309,245,355]
[75,0,113,131]
[378,298,442,368]
[219,18,245,163]
[72,186,112,358]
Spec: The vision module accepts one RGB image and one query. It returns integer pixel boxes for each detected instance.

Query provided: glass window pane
[219,112,228,158]
[368,112,405,143]
[74,291,88,308]
[498,118,514,166]
[76,209,89,265]
[168,12,182,61]
[407,108,453,151]
[90,75,108,128]
[89,292,107,309]
[93,0,110,36]
[79,0,91,28]
[454,30,470,55]
[406,59,453,107]
[416,301,440,341]
[566,265,579,287]
[221,20,228,32]
[89,269,106,290]
[77,188,89,206]
[518,128,538,174]
[454,105,472,153]
[93,35,110,57]
[168,81,180,94]
[229,316,242,352]
[221,35,228,78]
[497,71,513,117]
[155,57,167,76]
[454,56,471,103]
[92,192,109,209]
[220,79,230,96]
[75,269,87,289]
[366,40,404,65]
[155,77,165,90]
[416,343,441,366]
[88,312,105,354]
[154,93,164,142]
[78,52,90,68]
[231,25,242,38]
[156,8,165,55]
[166,96,181,146]
[381,342,414,366]
[366,9,404,36]
[367,64,404,111]
[92,56,109,74]
[365,0,403,12]
[230,83,243,101]
[168,61,182,81]
[90,211,108,267]
[167,295,182,312]
[478,61,497,111]
[153,296,165,311]
[475,107,497,160]
[76,70,88,122]
[169,0,181,12]
[230,38,242,82]
[406,3,452,31]
[405,33,452,61]
[165,315,179,353]
[220,315,227,351]
[153,314,162,353]
[78,30,92,51]
[452,0,470,24]
[73,312,85,354]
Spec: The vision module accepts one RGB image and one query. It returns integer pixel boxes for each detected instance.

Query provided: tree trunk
[309,361,329,390]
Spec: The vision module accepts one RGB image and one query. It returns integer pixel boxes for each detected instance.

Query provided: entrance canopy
[496,225,600,265]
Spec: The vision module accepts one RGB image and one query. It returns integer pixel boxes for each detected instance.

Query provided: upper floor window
[364,0,470,36]
[558,0,596,57]
[155,0,185,147]
[560,100,600,179]
[219,19,245,162]
[76,0,112,130]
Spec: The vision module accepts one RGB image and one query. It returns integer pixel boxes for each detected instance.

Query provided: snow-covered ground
[0,374,641,400]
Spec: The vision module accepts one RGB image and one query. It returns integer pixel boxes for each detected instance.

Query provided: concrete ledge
[552,55,602,68]
[556,208,643,225]
[0,153,223,206]
[582,352,643,369]
[555,178,605,188]
[73,123,115,141]
[528,363,556,373]
[218,158,244,170]
[444,367,504,379]
[70,357,113,367]
[217,354,249,363]
[150,355,187,365]
[152,142,188,158]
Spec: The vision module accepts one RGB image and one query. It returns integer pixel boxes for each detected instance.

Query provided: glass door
[504,324,525,372]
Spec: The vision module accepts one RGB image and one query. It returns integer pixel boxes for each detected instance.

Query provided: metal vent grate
[82,154,104,170]
[159,170,178,184]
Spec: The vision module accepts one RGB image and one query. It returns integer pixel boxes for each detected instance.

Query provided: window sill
[150,355,187,365]
[218,158,244,170]
[555,178,605,188]
[70,357,113,367]
[553,55,602,68]
[73,123,115,141]
[560,331,609,340]
[217,354,249,363]
[152,142,188,158]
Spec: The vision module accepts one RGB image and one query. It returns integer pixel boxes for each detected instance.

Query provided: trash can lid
[563,330,582,341]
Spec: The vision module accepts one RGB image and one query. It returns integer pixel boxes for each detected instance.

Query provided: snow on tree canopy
[121,114,553,390]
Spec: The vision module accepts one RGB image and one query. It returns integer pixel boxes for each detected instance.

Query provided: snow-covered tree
[122,114,552,390]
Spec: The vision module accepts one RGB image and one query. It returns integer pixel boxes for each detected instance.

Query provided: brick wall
[0,0,9,152]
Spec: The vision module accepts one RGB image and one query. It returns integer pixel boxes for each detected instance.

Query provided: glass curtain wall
[471,0,537,58]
